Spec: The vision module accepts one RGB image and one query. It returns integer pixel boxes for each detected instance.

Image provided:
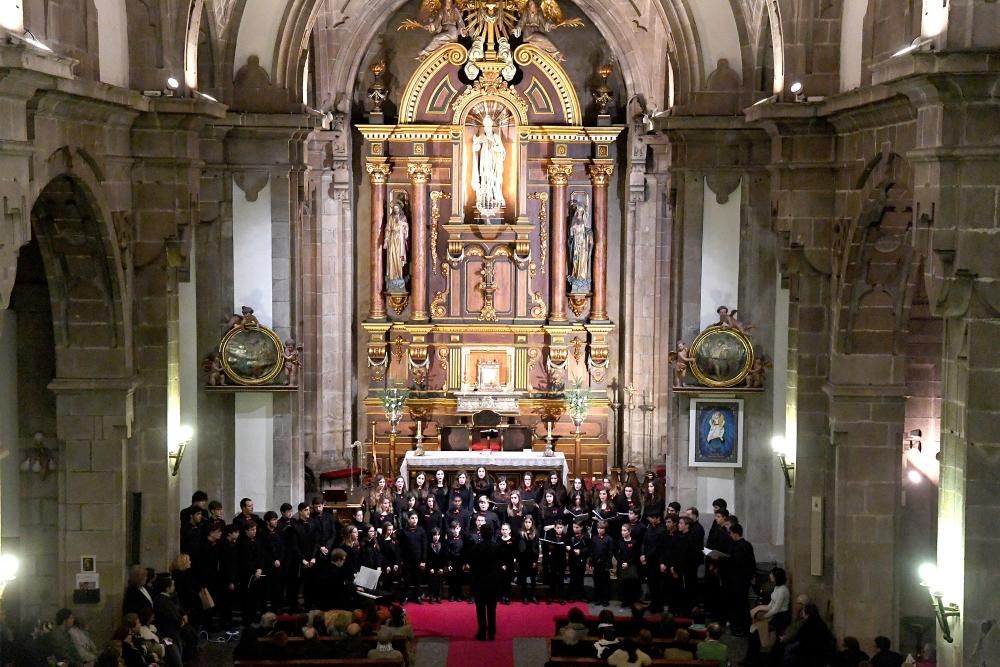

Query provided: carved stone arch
[315,0,681,118]
[726,0,758,94]
[27,172,130,376]
[273,0,323,100]
[832,152,921,356]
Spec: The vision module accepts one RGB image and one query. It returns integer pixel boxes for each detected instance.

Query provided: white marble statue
[472,115,506,217]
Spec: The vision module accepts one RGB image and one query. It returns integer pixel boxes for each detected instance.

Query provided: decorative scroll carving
[430,190,451,274]
[366,160,392,184]
[388,294,409,315]
[568,294,588,318]
[570,336,585,363]
[529,191,549,273]
[437,345,450,391]
[530,291,546,319]
[547,163,573,186]
[451,69,530,125]
[391,335,408,362]
[431,263,451,318]
[526,348,540,391]
[477,259,498,321]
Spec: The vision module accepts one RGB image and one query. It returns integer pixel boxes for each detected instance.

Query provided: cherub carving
[400,0,468,60]
[668,341,692,387]
[746,356,771,388]
[202,352,227,386]
[226,305,260,330]
[715,305,753,333]
[282,339,302,386]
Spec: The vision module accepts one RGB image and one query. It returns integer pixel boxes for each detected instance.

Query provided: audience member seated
[335,622,369,659]
[870,636,905,667]
[834,636,871,667]
[634,629,661,659]
[301,626,329,660]
[383,605,416,666]
[594,625,621,660]
[780,603,836,666]
[695,622,728,667]
[662,627,696,660]
[367,627,405,664]
[49,608,95,666]
[605,637,652,667]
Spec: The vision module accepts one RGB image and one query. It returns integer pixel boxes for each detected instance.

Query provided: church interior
[0,0,998,665]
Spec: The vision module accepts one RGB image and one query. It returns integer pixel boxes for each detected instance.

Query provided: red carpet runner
[406,600,579,667]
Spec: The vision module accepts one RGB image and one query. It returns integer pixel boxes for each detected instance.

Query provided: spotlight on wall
[168,424,194,477]
[166,76,180,90]
[918,562,960,643]
[892,36,935,58]
[907,469,923,485]
[789,81,805,103]
[771,435,795,489]
[0,553,19,601]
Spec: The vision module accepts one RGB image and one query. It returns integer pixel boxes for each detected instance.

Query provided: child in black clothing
[497,523,517,604]
[590,520,614,607]
[542,520,569,603]
[444,520,467,601]
[567,520,590,601]
[426,527,447,603]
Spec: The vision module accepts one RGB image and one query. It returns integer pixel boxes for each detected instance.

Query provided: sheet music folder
[353,566,388,601]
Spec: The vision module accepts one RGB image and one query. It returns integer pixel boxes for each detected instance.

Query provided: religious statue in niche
[568,200,593,293]
[408,0,468,60]
[472,113,506,218]
[384,199,410,292]
[513,0,582,62]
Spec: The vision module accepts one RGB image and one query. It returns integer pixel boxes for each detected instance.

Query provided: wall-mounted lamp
[168,424,194,477]
[20,432,57,479]
[789,81,805,103]
[892,36,935,58]
[771,435,795,488]
[919,562,960,643]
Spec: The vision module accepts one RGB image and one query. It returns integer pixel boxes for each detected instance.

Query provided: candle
[417,420,422,438]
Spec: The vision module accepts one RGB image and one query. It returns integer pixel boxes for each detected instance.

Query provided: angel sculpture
[202,352,227,386]
[746,356,771,388]
[282,339,302,386]
[400,0,468,60]
[225,305,259,330]
[668,340,693,388]
[715,305,753,333]
[513,0,583,62]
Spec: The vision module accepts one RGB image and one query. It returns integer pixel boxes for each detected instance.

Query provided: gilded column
[408,160,433,321]
[366,158,391,320]
[588,162,614,322]
[547,161,574,322]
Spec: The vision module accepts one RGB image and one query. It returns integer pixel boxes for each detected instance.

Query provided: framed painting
[688,398,744,467]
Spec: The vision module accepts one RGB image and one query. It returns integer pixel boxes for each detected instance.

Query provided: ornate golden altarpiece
[359,16,622,479]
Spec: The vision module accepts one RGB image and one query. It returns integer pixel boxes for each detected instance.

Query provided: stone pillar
[366,158,391,321]
[747,106,839,607]
[825,383,905,648]
[51,378,136,642]
[547,162,573,322]
[880,57,1000,665]
[588,162,614,322]
[408,161,433,322]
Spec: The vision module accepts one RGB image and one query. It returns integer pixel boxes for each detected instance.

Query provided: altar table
[399,450,568,485]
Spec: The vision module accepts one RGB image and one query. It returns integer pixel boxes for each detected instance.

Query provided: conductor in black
[468,523,501,640]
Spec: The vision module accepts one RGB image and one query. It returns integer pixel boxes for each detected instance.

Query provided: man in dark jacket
[468,524,502,640]
[285,503,317,609]
[724,523,756,635]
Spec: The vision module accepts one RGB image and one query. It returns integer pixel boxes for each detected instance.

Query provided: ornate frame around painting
[688,398,744,468]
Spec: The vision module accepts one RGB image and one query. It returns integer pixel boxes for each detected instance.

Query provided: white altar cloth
[400,450,568,485]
